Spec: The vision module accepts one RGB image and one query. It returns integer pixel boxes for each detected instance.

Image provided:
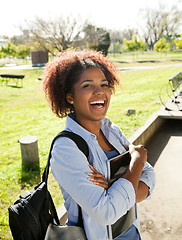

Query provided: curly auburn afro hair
[42,50,119,118]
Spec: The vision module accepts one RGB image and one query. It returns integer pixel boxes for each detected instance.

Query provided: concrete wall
[129,114,166,146]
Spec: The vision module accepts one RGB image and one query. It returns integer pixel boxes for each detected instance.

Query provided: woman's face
[67,68,111,126]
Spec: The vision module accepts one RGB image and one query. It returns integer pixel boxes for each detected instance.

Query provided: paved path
[139,118,182,240]
[0,64,42,70]
[118,62,182,71]
[138,94,182,240]
[1,62,182,71]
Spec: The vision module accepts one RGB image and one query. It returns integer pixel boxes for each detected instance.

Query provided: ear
[66,93,73,104]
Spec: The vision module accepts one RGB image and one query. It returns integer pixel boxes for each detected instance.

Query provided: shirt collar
[65,113,95,142]
[65,113,112,141]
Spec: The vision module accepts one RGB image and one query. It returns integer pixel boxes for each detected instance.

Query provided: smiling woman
[42,50,119,118]
[42,50,155,240]
[66,68,112,131]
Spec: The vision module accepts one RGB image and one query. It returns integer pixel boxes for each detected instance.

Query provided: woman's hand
[129,144,147,169]
[122,144,148,196]
[88,165,109,190]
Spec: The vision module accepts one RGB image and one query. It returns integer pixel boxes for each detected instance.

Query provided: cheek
[106,90,112,100]
[73,90,91,107]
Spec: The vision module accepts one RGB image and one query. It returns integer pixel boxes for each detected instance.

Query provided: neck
[72,114,113,151]
[75,116,101,138]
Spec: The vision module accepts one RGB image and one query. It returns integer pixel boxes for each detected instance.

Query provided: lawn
[0,60,182,239]
[108,51,182,62]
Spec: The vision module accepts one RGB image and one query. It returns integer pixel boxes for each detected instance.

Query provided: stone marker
[126,109,136,116]
[18,136,39,169]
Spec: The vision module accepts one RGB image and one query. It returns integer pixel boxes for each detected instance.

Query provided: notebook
[108,151,131,186]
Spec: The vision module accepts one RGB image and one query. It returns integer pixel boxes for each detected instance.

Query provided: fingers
[129,144,147,155]
[129,144,146,153]
[129,144,148,165]
[89,177,108,190]
[88,165,109,190]
[89,165,99,173]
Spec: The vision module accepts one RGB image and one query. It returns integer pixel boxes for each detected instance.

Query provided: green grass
[107,66,182,135]
[0,60,182,239]
[108,51,182,62]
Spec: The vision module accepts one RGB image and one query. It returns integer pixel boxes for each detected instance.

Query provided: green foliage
[1,41,16,57]
[16,45,31,59]
[0,48,4,58]
[109,41,123,54]
[0,41,30,59]
[89,28,111,56]
[154,38,170,52]
[174,34,182,49]
[123,35,147,52]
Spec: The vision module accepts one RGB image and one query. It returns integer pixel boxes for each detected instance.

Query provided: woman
[42,50,155,240]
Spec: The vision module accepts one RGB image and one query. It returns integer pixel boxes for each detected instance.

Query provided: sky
[0,0,182,37]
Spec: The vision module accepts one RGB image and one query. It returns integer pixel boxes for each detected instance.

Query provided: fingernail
[87,177,94,181]
[88,173,93,176]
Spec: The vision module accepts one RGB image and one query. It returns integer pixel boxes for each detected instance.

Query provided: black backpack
[8,131,89,240]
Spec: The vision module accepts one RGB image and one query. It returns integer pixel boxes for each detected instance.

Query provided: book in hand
[108,151,131,186]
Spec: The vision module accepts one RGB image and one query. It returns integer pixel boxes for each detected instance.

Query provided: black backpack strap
[42,130,89,183]
[48,191,60,225]
[42,130,89,229]
[59,130,89,159]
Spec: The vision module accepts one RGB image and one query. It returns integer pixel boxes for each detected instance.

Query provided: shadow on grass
[6,84,23,88]
[7,85,23,88]
[20,163,41,188]
[1,84,23,88]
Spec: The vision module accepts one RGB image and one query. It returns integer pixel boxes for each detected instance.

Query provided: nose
[93,86,104,95]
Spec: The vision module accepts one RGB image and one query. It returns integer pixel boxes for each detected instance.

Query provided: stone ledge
[129,114,165,146]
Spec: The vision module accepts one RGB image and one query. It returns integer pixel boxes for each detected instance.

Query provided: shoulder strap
[59,130,89,159]
[42,130,89,229]
[42,130,89,183]
[42,130,89,228]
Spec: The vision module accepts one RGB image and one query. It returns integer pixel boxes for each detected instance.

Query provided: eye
[101,83,109,88]
[82,84,92,88]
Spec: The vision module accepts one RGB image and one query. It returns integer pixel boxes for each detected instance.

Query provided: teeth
[90,100,104,105]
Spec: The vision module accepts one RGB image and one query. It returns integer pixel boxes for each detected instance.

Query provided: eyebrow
[80,79,108,85]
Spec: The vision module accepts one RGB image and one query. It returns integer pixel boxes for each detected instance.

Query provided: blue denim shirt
[51,114,155,240]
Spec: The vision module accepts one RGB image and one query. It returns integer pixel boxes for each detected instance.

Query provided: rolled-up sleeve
[139,162,156,199]
[51,137,136,226]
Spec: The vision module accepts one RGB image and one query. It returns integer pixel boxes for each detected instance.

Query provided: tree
[123,35,147,52]
[16,45,31,59]
[11,34,27,46]
[91,29,110,56]
[20,16,111,55]
[21,16,87,55]
[108,28,138,54]
[109,28,138,44]
[154,38,170,52]
[139,4,182,50]
[0,48,4,58]
[174,34,182,49]
[109,41,122,54]
[83,25,111,55]
[1,41,16,57]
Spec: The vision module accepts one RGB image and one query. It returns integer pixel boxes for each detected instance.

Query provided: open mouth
[90,100,105,110]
